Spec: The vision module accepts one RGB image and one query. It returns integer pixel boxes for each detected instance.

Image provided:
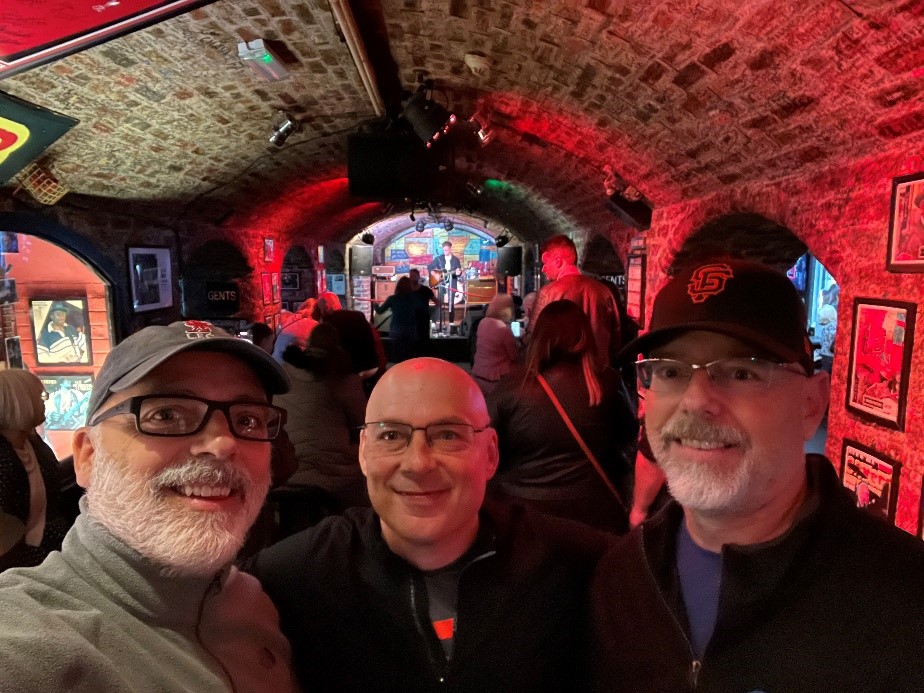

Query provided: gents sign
[205,282,240,315]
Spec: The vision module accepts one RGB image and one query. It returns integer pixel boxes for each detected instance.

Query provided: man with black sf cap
[590,260,924,693]
[0,320,297,693]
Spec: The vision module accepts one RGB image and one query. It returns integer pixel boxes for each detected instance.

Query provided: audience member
[488,299,637,532]
[591,260,924,691]
[273,298,318,361]
[323,304,388,395]
[247,358,610,692]
[250,322,275,354]
[0,321,296,692]
[527,235,621,367]
[0,371,74,571]
[409,268,437,349]
[374,276,428,363]
[274,323,369,522]
[312,291,342,321]
[471,292,520,395]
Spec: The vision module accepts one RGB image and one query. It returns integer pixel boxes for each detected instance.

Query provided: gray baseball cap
[86,320,289,422]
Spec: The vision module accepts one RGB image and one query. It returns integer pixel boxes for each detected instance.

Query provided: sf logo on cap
[687,263,734,304]
[184,320,216,339]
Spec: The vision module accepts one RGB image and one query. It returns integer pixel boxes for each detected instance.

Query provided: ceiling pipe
[329,0,385,117]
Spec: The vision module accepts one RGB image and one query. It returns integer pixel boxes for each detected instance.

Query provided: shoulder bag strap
[536,373,627,512]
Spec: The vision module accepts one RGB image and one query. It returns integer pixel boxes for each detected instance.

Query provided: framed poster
[626,253,646,330]
[886,171,924,272]
[30,298,92,365]
[0,0,219,78]
[840,439,901,523]
[0,233,18,253]
[281,272,300,290]
[39,375,94,430]
[127,246,173,313]
[261,272,273,305]
[4,336,23,368]
[845,298,916,431]
[0,278,17,305]
[263,238,275,263]
[271,273,280,303]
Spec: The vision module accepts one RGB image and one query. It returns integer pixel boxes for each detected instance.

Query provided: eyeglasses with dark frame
[361,421,490,455]
[88,394,286,441]
[635,357,807,395]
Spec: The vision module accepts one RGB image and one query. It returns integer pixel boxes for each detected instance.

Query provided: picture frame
[281,272,300,290]
[626,253,646,330]
[261,272,273,306]
[30,298,93,366]
[1,0,219,78]
[271,272,280,303]
[38,374,94,431]
[845,298,916,431]
[840,439,901,523]
[127,246,173,313]
[0,278,18,305]
[280,301,290,313]
[4,336,23,369]
[886,171,924,273]
[0,232,18,253]
[263,238,275,263]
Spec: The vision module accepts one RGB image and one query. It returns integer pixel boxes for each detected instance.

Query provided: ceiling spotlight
[403,88,456,148]
[468,115,494,147]
[443,219,454,231]
[415,219,426,232]
[269,111,300,147]
[361,232,375,245]
[495,232,510,248]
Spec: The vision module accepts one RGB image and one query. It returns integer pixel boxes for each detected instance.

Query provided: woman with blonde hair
[0,370,73,570]
[471,292,520,395]
[487,299,638,532]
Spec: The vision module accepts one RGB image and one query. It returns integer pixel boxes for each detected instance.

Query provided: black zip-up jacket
[589,455,924,693]
[247,501,611,693]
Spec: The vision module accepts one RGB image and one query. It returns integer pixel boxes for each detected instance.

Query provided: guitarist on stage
[427,240,463,326]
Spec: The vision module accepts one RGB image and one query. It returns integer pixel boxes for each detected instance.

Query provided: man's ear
[801,370,831,442]
[484,428,500,480]
[358,430,370,477]
[72,426,95,489]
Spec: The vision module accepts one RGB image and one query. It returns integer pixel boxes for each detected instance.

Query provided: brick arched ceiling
[1,0,922,244]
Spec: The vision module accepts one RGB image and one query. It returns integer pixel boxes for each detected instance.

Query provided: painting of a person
[36,302,89,365]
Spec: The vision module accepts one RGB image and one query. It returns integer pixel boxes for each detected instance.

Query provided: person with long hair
[471,292,520,395]
[487,299,638,532]
[0,370,75,570]
[374,276,428,363]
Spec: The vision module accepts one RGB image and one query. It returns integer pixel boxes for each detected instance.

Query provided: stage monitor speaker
[605,193,652,230]
[496,246,522,276]
[351,245,373,276]
[347,132,436,199]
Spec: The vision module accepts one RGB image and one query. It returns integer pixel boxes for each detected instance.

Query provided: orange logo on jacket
[687,264,734,303]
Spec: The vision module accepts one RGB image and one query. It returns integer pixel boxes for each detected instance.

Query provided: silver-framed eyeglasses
[88,394,286,441]
[362,421,489,455]
[635,357,807,394]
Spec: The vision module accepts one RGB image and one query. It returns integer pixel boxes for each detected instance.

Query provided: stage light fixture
[361,233,375,245]
[495,232,510,248]
[443,219,454,231]
[415,220,427,232]
[403,88,456,148]
[269,112,300,147]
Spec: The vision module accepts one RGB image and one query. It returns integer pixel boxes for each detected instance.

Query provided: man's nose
[402,430,437,473]
[189,409,238,459]
[676,369,724,417]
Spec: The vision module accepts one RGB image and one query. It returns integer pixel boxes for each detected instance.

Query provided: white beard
[85,430,270,577]
[652,414,755,514]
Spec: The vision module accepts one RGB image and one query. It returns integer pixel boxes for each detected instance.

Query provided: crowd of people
[1,234,922,692]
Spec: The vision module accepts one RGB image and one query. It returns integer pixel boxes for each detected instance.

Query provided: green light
[262,53,274,63]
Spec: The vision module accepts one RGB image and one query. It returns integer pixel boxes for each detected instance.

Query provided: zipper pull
[688,660,702,688]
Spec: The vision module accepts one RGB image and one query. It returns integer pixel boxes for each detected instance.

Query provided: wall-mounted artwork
[128,246,173,313]
[30,298,92,365]
[887,171,924,273]
[262,272,273,305]
[4,336,23,368]
[845,298,915,431]
[281,272,300,290]
[271,273,280,303]
[39,374,94,430]
[264,238,275,263]
[626,254,646,330]
[0,232,19,253]
[840,439,901,523]
[0,278,17,305]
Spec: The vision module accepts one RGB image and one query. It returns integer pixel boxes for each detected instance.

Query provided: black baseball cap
[619,259,814,374]
[87,320,289,421]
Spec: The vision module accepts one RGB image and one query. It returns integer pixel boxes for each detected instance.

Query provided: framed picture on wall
[38,374,94,431]
[30,298,92,366]
[271,273,280,303]
[0,279,18,305]
[887,171,924,272]
[261,272,273,305]
[127,246,173,312]
[626,253,646,330]
[0,232,18,253]
[263,238,275,263]
[281,272,300,290]
[4,336,23,369]
[845,298,916,431]
[840,439,901,523]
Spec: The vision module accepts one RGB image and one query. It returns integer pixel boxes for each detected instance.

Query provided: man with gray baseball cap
[0,320,297,692]
[590,259,924,692]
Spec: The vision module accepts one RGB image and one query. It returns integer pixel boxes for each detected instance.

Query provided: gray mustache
[660,417,748,448]
[152,459,250,492]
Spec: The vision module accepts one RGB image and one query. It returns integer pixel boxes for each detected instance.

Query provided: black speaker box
[351,245,373,276]
[496,246,522,276]
[605,193,652,230]
[347,132,436,199]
